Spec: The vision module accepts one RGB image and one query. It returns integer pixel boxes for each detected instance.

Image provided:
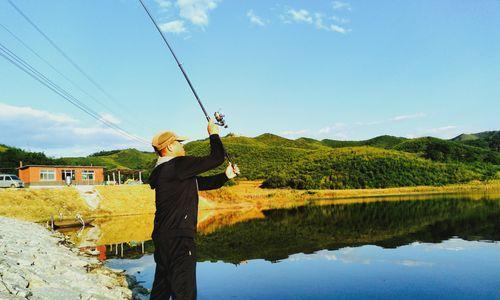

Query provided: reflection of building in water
[96,245,106,261]
[104,241,147,260]
[78,242,148,261]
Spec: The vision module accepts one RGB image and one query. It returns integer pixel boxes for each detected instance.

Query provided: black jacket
[149,134,228,239]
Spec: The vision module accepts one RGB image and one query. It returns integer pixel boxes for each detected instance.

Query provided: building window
[82,170,95,181]
[61,170,76,180]
[40,170,55,181]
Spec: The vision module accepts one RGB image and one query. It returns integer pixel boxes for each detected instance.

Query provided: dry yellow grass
[95,185,156,216]
[201,180,500,211]
[1,180,498,223]
[0,187,92,222]
[95,185,214,216]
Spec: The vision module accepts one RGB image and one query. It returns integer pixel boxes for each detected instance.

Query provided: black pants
[150,236,197,300]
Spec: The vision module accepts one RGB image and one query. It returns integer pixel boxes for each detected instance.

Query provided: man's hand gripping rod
[138,0,234,165]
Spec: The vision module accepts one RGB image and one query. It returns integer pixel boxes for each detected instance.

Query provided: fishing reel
[214,111,228,128]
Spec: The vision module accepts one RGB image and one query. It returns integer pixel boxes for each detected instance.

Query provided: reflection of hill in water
[103,195,500,263]
[196,196,500,263]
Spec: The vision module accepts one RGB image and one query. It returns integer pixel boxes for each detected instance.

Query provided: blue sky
[0,0,499,156]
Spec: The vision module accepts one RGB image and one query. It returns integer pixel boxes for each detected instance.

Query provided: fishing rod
[137,0,234,165]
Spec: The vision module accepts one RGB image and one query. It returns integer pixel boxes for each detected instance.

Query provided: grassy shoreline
[200,180,500,210]
[0,180,498,222]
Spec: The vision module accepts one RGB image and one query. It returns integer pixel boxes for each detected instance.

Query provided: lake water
[66,193,500,299]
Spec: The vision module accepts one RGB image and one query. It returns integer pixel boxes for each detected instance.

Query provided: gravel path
[0,216,146,299]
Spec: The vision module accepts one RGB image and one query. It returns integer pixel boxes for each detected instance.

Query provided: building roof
[18,165,105,170]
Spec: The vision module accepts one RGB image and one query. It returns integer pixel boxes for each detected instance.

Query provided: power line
[0,22,116,115]
[0,46,148,146]
[0,45,147,146]
[6,0,145,129]
[0,44,148,146]
[0,42,149,146]
[7,0,119,104]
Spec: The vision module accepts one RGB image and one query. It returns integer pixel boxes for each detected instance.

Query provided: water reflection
[61,193,500,298]
[65,193,500,261]
[107,238,500,299]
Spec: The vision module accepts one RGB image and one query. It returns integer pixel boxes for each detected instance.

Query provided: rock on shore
[0,216,142,299]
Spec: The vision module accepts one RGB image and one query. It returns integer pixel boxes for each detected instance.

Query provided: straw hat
[151,131,189,151]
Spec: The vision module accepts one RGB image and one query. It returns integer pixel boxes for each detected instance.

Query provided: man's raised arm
[175,120,226,180]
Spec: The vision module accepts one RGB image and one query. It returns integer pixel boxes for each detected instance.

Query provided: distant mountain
[1,130,498,188]
[321,135,407,149]
[451,131,497,141]
[64,149,155,171]
[393,137,499,164]
[254,133,331,150]
[451,131,499,152]
[185,132,499,188]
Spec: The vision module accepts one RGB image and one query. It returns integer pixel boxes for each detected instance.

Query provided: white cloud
[317,123,346,135]
[424,125,457,133]
[177,0,219,27]
[396,260,434,267]
[331,15,349,24]
[405,125,461,139]
[155,0,172,11]
[330,24,348,34]
[356,113,427,127]
[0,102,76,124]
[159,20,187,33]
[283,8,351,34]
[99,113,121,125]
[391,112,426,122]
[332,1,351,11]
[0,102,148,157]
[153,0,220,34]
[247,9,267,27]
[287,9,313,23]
[314,13,329,30]
[281,123,348,139]
[318,126,332,134]
[281,113,429,141]
[281,129,310,136]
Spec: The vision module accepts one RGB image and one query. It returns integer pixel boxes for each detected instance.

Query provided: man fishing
[149,119,240,300]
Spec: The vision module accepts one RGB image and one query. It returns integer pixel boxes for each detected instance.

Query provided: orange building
[18,165,105,187]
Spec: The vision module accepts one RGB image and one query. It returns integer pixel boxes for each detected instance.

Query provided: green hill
[393,137,500,164]
[1,130,498,188]
[452,131,497,142]
[186,133,498,189]
[451,131,500,152]
[321,135,407,149]
[64,149,155,171]
[0,145,66,173]
[254,133,331,150]
[185,136,316,179]
[261,146,484,189]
